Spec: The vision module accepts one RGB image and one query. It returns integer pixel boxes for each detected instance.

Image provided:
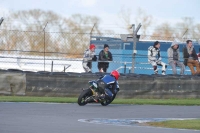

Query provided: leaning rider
[97,70,120,101]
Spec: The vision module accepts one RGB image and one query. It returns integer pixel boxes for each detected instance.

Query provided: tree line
[0,9,199,58]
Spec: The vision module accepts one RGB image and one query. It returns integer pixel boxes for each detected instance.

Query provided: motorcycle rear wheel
[100,94,116,106]
[77,89,92,106]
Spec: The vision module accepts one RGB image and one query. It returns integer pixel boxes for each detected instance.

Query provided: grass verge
[0,96,76,103]
[0,96,200,105]
[146,119,200,130]
[112,98,200,105]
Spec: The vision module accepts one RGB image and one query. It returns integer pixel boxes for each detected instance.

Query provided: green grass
[0,96,76,103]
[0,96,200,105]
[112,98,200,105]
[147,119,200,130]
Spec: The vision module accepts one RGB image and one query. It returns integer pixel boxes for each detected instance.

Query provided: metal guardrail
[116,65,191,74]
[0,53,195,74]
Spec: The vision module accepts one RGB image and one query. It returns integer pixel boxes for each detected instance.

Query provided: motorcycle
[77,80,117,106]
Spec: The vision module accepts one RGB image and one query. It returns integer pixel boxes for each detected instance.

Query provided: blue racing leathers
[97,75,119,100]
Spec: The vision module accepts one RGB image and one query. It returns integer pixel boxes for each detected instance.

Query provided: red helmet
[90,44,96,50]
[110,70,120,80]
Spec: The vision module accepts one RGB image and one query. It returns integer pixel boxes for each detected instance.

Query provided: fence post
[131,24,136,73]
[51,61,53,72]
[90,23,96,44]
[124,62,126,74]
[43,22,48,71]
[0,17,4,26]
[131,23,142,73]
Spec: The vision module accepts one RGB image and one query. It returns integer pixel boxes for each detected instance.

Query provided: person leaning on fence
[98,44,113,73]
[148,41,167,75]
[183,40,200,75]
[167,41,185,75]
[82,44,97,73]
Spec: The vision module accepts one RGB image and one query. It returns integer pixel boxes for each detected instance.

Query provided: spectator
[148,41,167,75]
[197,48,200,62]
[82,44,97,73]
[183,40,200,75]
[98,44,113,73]
[167,41,185,75]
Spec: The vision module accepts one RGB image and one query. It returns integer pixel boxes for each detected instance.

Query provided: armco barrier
[0,70,200,98]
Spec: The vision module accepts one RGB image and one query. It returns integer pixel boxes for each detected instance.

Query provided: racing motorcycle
[77,80,117,106]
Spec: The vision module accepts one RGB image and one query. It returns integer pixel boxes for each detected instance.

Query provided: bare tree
[118,7,132,34]
[175,17,194,41]
[0,9,101,58]
[135,8,153,36]
[151,22,174,41]
[150,17,200,42]
[118,7,153,35]
[193,23,200,40]
[63,14,101,57]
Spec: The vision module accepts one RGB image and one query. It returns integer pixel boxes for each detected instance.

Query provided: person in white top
[82,44,97,73]
[148,41,167,75]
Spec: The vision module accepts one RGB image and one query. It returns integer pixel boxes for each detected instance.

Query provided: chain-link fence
[0,29,91,72]
[1,29,200,75]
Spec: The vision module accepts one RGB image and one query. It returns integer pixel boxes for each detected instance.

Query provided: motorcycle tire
[100,94,116,106]
[77,89,92,106]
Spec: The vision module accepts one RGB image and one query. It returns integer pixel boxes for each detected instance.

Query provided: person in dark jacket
[98,44,113,73]
[183,40,200,75]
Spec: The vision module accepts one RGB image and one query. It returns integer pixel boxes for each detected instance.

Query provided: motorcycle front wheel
[77,89,92,106]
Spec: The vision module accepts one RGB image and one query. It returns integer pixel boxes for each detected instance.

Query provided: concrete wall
[1,70,200,98]
[0,71,26,95]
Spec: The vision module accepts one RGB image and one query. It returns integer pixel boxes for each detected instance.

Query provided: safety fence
[0,29,200,75]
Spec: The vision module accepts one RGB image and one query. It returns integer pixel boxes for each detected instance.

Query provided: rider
[97,70,120,101]
[148,41,167,75]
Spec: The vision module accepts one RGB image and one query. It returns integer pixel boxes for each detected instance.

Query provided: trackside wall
[0,70,200,98]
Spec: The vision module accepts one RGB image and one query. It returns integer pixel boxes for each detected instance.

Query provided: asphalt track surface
[0,102,200,133]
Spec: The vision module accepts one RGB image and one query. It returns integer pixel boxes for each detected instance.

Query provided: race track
[0,102,200,133]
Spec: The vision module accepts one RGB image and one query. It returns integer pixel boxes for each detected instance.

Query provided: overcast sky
[0,0,200,33]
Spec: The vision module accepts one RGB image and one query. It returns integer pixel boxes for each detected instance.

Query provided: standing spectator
[148,41,167,75]
[98,44,113,73]
[82,44,97,73]
[167,41,185,75]
[183,40,200,75]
